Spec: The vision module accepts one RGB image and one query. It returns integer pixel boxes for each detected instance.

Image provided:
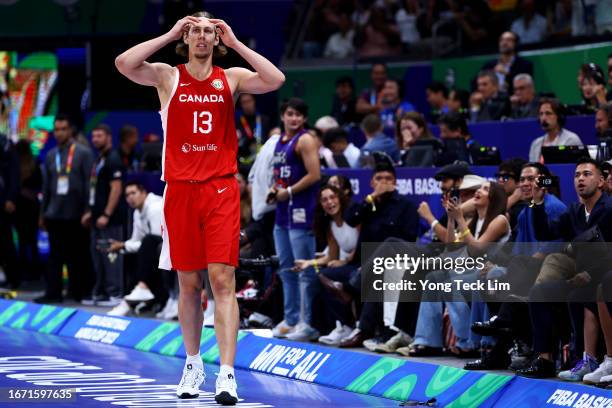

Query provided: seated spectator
[437,112,482,165]
[473,70,511,122]
[426,81,450,123]
[312,116,340,168]
[395,0,421,51]
[510,74,539,119]
[495,158,528,230]
[338,161,419,348]
[417,162,474,243]
[447,0,493,51]
[323,127,360,168]
[519,158,612,378]
[105,183,168,317]
[447,88,470,119]
[293,185,358,346]
[356,7,402,58]
[464,162,567,371]
[356,63,388,117]
[327,174,353,200]
[359,114,400,165]
[395,111,442,166]
[529,98,582,162]
[324,12,355,59]
[511,0,547,44]
[409,181,510,357]
[546,0,572,40]
[481,31,533,95]
[118,125,142,173]
[581,63,608,113]
[331,76,359,126]
[379,79,416,137]
[596,103,612,139]
[236,93,271,166]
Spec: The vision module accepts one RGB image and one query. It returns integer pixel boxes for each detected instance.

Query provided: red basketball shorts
[159,175,240,271]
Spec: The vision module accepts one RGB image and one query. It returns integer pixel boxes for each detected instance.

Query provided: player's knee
[211,278,233,299]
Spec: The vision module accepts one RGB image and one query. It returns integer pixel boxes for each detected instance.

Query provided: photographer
[518,157,612,378]
[105,183,169,317]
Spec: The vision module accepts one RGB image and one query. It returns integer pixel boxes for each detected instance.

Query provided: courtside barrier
[1,299,610,407]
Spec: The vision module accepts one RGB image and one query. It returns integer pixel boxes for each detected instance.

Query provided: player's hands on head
[168,16,202,41]
[208,18,240,48]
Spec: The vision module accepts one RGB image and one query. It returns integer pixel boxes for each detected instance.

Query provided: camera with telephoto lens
[537,175,559,188]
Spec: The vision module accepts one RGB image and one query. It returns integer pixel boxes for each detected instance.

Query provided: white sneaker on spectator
[558,352,599,382]
[318,321,352,346]
[272,320,295,338]
[599,372,612,386]
[97,296,123,307]
[286,323,320,342]
[583,355,612,384]
[124,285,155,302]
[107,300,131,316]
[176,363,205,399]
[373,331,412,353]
[164,298,179,320]
[215,372,238,405]
[363,337,385,352]
[248,312,273,328]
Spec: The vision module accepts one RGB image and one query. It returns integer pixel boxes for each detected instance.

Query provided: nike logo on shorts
[179,83,191,87]
[217,187,228,194]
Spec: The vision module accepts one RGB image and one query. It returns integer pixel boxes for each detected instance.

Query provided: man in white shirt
[529,98,583,162]
[106,182,166,316]
[510,0,547,44]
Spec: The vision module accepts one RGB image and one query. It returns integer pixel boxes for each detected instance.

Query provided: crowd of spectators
[2,29,612,390]
[295,0,612,60]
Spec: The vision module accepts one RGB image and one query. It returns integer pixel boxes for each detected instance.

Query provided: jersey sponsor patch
[211,79,224,91]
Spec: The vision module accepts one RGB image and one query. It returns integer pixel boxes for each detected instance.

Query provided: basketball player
[115,12,285,405]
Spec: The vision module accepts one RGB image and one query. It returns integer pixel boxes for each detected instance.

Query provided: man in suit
[481,31,533,96]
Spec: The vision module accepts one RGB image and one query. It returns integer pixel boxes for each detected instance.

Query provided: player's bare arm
[209,19,285,96]
[115,16,200,103]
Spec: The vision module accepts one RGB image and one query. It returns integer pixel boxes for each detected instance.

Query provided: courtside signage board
[3,300,611,407]
[0,299,75,334]
[494,376,612,407]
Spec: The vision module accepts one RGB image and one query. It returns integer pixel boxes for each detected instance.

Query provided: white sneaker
[373,331,413,353]
[286,323,320,342]
[363,337,385,352]
[215,372,238,405]
[97,296,123,307]
[248,312,273,328]
[176,363,205,399]
[583,355,612,384]
[124,285,155,302]
[272,320,295,338]
[107,300,131,316]
[318,321,353,346]
[156,298,173,318]
[163,298,179,320]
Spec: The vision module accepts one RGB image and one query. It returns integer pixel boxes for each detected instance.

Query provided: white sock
[219,364,234,379]
[186,353,203,370]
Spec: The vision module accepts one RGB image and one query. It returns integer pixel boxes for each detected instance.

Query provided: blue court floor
[0,326,399,408]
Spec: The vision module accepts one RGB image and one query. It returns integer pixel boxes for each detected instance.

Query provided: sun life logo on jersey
[182,143,191,153]
[211,79,224,91]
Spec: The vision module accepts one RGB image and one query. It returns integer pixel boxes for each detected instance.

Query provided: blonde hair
[175,11,228,58]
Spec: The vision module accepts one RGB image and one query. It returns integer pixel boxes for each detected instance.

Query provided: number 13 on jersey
[193,111,213,134]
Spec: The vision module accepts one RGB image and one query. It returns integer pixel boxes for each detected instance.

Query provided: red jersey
[160,64,238,182]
